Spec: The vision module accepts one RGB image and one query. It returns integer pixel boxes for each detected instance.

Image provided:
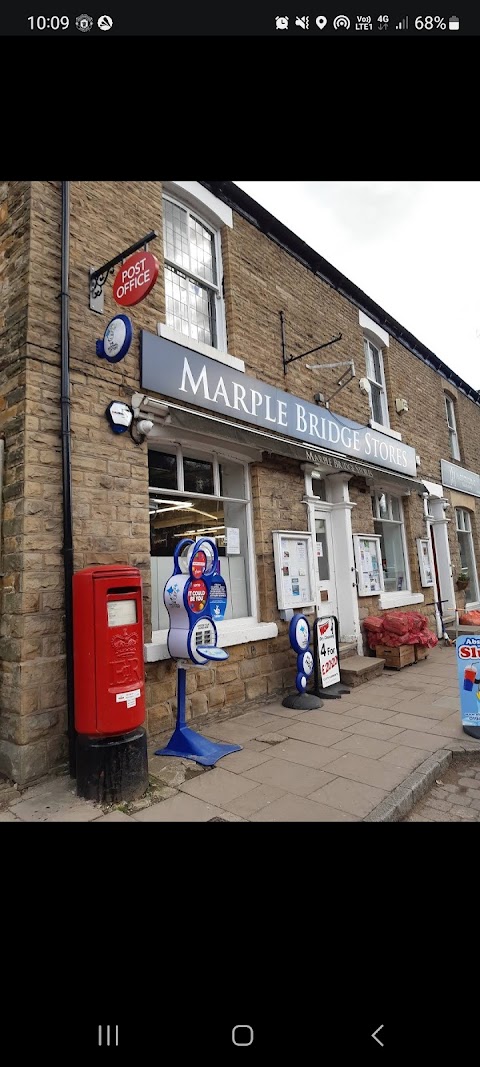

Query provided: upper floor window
[364,338,389,429]
[163,195,224,350]
[445,394,460,461]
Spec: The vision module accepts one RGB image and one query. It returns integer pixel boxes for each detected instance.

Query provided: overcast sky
[233,181,480,392]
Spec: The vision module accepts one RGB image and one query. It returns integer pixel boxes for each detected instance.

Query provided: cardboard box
[376,644,416,669]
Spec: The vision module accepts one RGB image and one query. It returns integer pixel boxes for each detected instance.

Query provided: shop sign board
[113,252,159,306]
[316,617,341,688]
[141,332,418,477]
[457,636,480,729]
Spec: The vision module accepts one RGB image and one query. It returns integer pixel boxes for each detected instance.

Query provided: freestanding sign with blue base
[155,537,242,766]
[456,635,480,740]
[281,614,323,710]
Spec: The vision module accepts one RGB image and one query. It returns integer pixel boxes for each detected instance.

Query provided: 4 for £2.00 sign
[317,617,340,688]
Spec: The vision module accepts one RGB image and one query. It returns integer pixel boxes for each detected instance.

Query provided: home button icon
[232,1025,254,1046]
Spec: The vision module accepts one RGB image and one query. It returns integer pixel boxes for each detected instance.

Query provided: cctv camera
[359,377,371,395]
[137,419,154,436]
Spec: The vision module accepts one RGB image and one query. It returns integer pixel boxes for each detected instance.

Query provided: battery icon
[448,15,459,30]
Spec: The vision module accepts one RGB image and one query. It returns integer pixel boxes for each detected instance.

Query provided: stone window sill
[378,592,425,610]
[369,419,402,442]
[157,323,245,374]
[144,619,278,663]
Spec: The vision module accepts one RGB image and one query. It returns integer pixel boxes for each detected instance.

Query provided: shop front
[441,460,480,611]
[140,330,429,661]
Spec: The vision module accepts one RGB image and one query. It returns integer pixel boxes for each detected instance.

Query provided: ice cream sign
[456,635,480,739]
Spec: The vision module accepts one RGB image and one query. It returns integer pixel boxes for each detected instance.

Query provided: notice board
[272,531,316,610]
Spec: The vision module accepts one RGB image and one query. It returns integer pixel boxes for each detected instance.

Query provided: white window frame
[162,191,228,355]
[364,337,390,430]
[145,440,277,660]
[372,490,424,609]
[445,394,460,461]
[455,507,480,606]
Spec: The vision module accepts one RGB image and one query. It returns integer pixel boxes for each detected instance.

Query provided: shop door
[314,510,338,623]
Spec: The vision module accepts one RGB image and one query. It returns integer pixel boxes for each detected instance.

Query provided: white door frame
[303,468,361,651]
[425,493,456,634]
[313,504,338,621]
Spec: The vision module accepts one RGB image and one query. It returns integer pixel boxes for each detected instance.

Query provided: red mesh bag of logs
[459,611,480,625]
[382,613,409,635]
[365,611,438,651]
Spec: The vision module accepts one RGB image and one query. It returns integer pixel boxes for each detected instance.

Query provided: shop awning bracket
[280,310,342,374]
[89,230,158,313]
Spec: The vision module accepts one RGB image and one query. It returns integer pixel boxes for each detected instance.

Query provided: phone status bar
[273,14,461,32]
[2,9,471,34]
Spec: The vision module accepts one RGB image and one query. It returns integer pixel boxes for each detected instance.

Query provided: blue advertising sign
[157,535,237,767]
[97,314,133,363]
[209,577,227,621]
[163,536,230,665]
[289,614,311,655]
[456,635,480,729]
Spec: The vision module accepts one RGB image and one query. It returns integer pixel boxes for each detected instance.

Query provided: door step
[340,655,385,687]
[339,641,358,661]
[445,624,480,637]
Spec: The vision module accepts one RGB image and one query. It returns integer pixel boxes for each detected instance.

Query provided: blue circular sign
[96,314,133,363]
[297,650,314,677]
[295,671,308,693]
[289,614,310,654]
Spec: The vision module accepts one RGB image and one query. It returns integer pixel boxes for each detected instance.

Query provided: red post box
[73,565,148,802]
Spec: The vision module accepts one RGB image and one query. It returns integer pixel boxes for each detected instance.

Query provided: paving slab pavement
[2,643,480,823]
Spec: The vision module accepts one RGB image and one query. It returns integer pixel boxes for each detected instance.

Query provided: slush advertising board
[456,635,480,733]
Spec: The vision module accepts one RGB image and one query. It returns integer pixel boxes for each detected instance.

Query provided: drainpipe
[60,181,76,777]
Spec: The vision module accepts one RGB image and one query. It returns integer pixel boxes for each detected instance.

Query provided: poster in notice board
[353,534,384,597]
[273,531,315,610]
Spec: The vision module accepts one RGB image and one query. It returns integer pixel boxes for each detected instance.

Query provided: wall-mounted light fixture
[395,397,409,414]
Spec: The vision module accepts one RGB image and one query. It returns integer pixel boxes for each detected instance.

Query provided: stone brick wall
[0,182,31,781]
[3,179,480,785]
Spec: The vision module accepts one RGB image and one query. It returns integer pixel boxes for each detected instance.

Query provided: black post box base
[76,727,148,805]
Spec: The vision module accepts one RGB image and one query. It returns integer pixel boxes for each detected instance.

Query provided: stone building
[1,179,480,786]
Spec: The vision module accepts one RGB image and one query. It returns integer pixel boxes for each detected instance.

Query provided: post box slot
[106,586,138,595]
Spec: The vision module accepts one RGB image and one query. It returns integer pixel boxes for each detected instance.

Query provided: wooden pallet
[376,644,416,670]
